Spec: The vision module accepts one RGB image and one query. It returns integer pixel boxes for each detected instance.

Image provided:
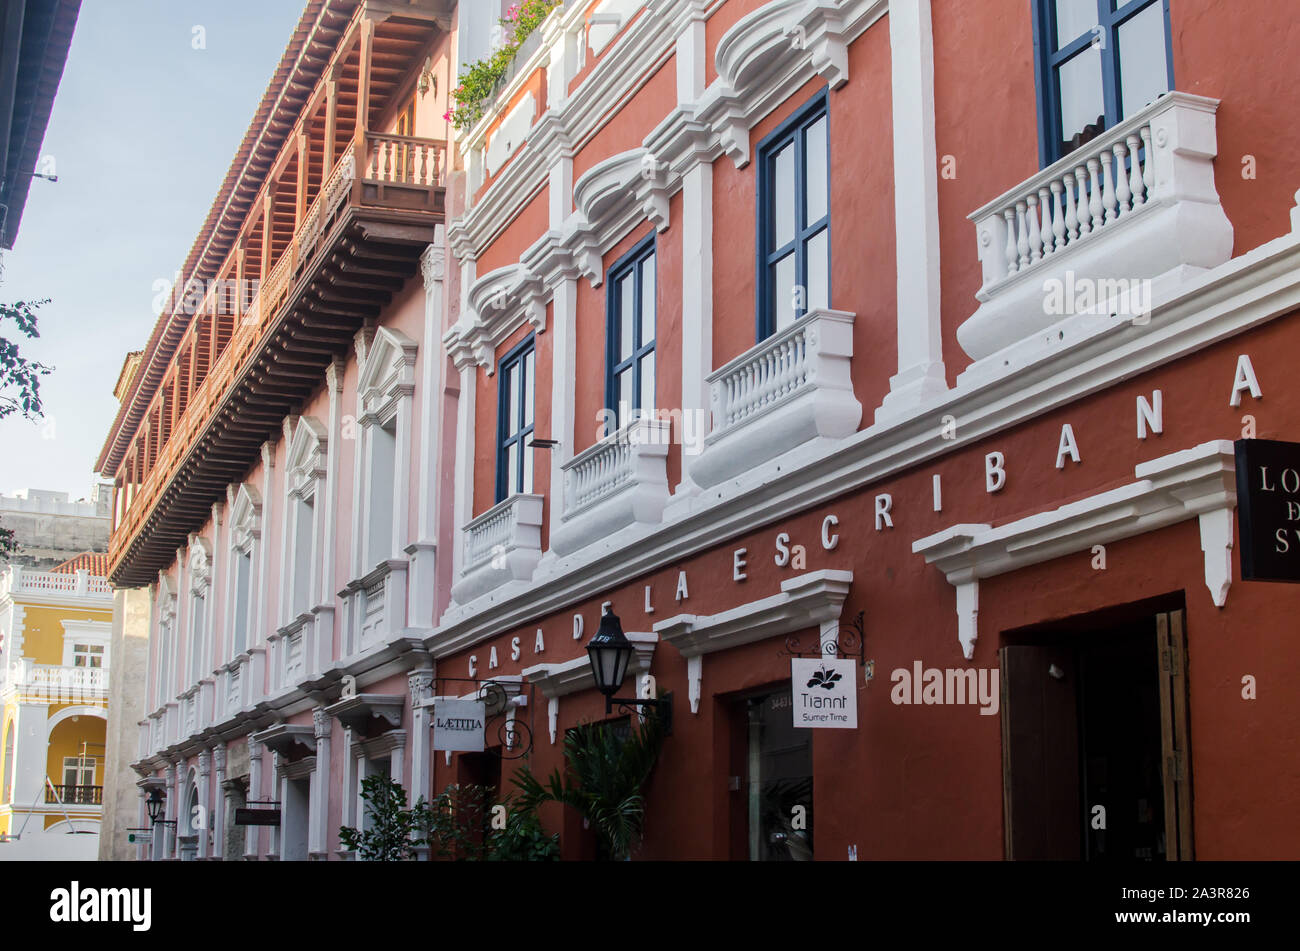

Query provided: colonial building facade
[103,0,1300,861]
[0,559,112,861]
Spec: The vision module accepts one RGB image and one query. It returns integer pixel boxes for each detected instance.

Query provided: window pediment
[447,265,546,372]
[187,535,212,593]
[228,483,263,553]
[357,326,418,418]
[286,416,328,498]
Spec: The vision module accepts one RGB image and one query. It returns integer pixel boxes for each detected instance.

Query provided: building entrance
[1001,608,1193,860]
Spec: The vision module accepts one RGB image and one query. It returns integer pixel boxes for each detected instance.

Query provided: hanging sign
[1234,438,1300,583]
[433,698,487,752]
[791,657,858,729]
[234,808,281,827]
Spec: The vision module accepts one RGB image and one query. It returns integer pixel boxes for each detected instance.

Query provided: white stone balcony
[550,417,671,556]
[958,93,1233,369]
[0,566,112,601]
[342,560,409,657]
[221,660,244,720]
[451,493,544,605]
[1,659,108,703]
[691,308,861,490]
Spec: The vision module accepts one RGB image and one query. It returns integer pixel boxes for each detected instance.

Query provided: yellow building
[0,554,112,860]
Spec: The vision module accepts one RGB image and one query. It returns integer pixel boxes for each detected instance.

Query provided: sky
[0,0,308,500]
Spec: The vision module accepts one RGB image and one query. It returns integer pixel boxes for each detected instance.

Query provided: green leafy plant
[513,713,667,861]
[445,0,562,131]
[425,782,559,861]
[0,298,52,421]
[339,774,430,861]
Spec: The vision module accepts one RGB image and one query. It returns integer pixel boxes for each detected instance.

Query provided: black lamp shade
[146,788,164,823]
[586,609,634,698]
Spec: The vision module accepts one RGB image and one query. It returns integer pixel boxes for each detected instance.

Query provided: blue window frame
[756,90,830,341]
[495,335,535,503]
[604,234,656,429]
[1033,0,1174,166]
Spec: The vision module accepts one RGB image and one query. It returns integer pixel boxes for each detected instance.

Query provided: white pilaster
[876,0,948,422]
[677,160,713,494]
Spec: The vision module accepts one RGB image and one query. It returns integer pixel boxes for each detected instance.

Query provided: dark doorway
[1001,608,1193,860]
[730,686,814,861]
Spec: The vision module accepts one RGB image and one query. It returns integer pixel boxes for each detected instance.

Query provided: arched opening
[46,714,106,806]
[2,719,15,804]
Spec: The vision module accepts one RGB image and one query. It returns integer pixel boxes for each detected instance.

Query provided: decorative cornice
[913,441,1238,659]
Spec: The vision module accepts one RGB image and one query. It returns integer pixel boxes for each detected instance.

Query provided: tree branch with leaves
[0,298,52,421]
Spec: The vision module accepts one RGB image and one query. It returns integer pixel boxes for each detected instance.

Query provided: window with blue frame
[605,235,656,430]
[495,336,535,503]
[1035,0,1173,165]
[756,90,830,340]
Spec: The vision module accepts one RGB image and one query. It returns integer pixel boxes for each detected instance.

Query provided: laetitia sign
[1234,438,1300,583]
[433,698,487,752]
[790,657,858,729]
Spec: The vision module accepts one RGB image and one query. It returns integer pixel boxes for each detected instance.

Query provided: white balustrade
[451,494,545,605]
[961,93,1233,365]
[691,309,861,490]
[551,417,671,557]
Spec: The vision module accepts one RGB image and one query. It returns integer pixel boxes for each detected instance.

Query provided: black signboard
[1234,438,1300,582]
[234,808,281,827]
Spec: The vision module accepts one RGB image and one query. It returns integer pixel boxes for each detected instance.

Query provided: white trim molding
[913,440,1238,660]
[655,569,854,713]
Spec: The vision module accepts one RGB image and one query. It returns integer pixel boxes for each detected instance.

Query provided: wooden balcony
[108,131,446,587]
[46,784,103,806]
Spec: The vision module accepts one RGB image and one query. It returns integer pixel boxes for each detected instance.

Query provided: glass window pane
[1057,44,1105,146]
[772,142,795,249]
[523,350,535,427]
[1118,2,1169,119]
[506,442,518,495]
[505,363,519,434]
[1055,0,1099,48]
[639,353,655,412]
[640,256,655,346]
[522,437,534,494]
[772,253,796,333]
[618,367,634,418]
[804,116,828,226]
[619,275,635,360]
[805,228,829,314]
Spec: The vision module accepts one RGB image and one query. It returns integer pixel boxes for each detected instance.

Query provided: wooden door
[1000,645,1082,859]
[1156,609,1194,859]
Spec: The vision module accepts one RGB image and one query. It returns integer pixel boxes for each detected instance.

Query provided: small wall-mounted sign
[791,657,858,729]
[433,697,486,752]
[1235,438,1300,583]
[233,808,281,827]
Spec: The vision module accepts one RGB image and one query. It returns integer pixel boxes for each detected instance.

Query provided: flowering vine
[445,0,562,132]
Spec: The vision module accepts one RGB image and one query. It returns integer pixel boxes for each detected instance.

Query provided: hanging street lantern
[585,607,672,727]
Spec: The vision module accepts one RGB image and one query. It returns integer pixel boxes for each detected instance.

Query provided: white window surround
[655,568,854,714]
[351,326,418,581]
[284,415,329,642]
[226,482,262,663]
[60,620,111,669]
[153,573,176,711]
[912,440,1237,661]
[451,0,885,262]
